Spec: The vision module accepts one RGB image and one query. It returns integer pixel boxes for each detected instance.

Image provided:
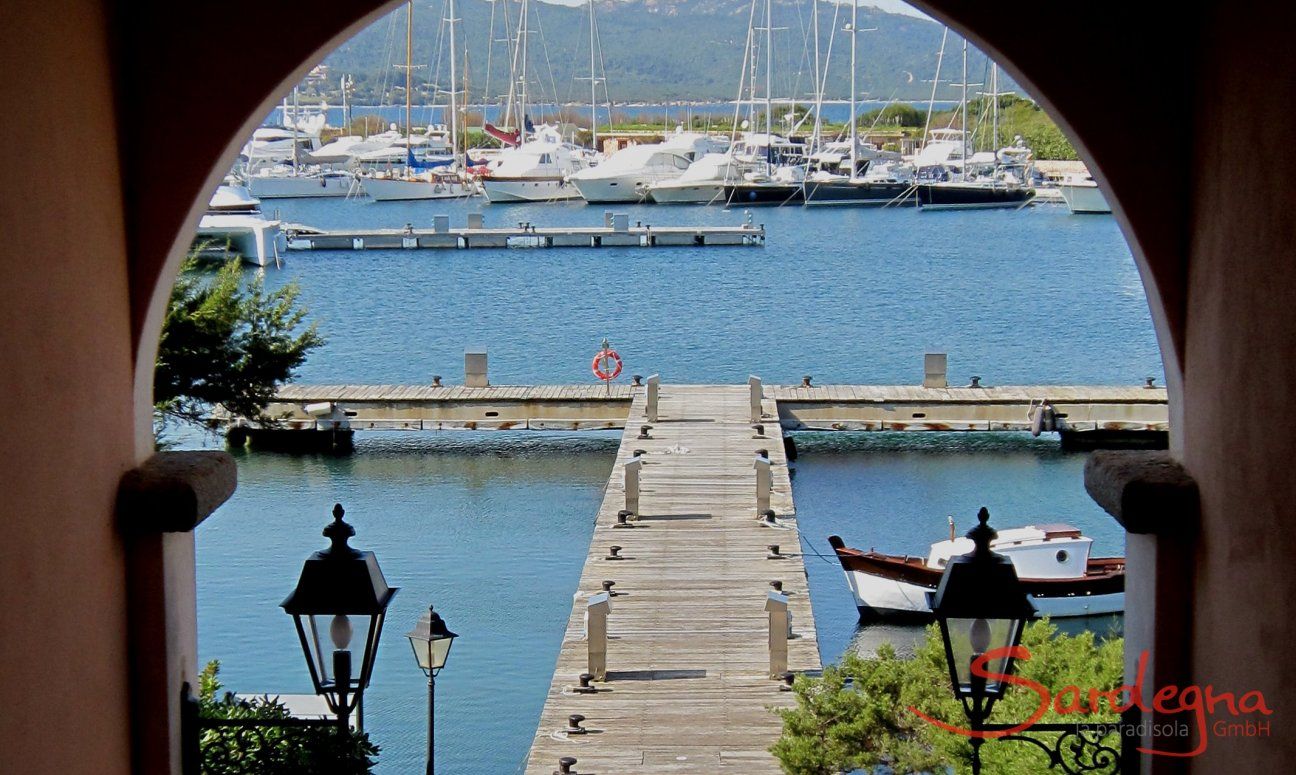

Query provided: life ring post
[591,338,623,394]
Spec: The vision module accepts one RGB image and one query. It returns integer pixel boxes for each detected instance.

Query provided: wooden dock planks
[521,384,819,774]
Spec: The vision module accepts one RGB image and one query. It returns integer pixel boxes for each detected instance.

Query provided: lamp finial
[322,503,357,555]
[966,506,997,558]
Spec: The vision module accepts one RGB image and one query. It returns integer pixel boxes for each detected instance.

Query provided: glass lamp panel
[409,637,432,672]
[429,635,453,670]
[946,617,1019,695]
[304,614,331,684]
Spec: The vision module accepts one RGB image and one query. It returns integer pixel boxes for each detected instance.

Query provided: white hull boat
[482,176,583,203]
[193,185,286,267]
[829,521,1124,620]
[1058,176,1111,214]
[361,174,477,201]
[246,170,355,199]
[569,132,722,203]
[645,153,744,204]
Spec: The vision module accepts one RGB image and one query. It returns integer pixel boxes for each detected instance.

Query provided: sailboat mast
[848,0,857,179]
[764,0,773,140]
[961,37,969,167]
[991,61,999,151]
[448,0,459,156]
[520,0,530,136]
[920,27,948,154]
[291,89,300,170]
[811,0,822,155]
[589,0,598,151]
[405,0,413,153]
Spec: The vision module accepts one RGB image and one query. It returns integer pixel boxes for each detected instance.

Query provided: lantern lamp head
[407,605,459,677]
[281,504,398,714]
[928,507,1035,721]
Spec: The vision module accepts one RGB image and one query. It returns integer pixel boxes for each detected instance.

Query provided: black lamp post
[929,507,1035,773]
[407,605,458,775]
[282,504,398,731]
[930,508,1123,774]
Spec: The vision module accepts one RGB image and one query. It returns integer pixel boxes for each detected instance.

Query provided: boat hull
[722,183,804,205]
[1058,183,1111,214]
[247,174,353,199]
[646,182,725,204]
[361,177,476,201]
[916,183,1035,210]
[569,176,653,203]
[803,180,916,206]
[830,539,1125,620]
[194,215,286,267]
[482,176,583,203]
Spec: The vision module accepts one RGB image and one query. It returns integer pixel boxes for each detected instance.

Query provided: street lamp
[407,605,458,775]
[930,508,1124,773]
[282,503,398,730]
[929,507,1034,774]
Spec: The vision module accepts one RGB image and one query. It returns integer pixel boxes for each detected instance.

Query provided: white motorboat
[307,129,403,165]
[828,515,1125,620]
[1058,173,1112,214]
[481,125,594,203]
[245,167,355,199]
[194,185,285,267]
[645,153,744,203]
[568,131,724,203]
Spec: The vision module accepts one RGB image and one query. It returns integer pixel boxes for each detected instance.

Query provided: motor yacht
[245,166,355,199]
[645,152,746,204]
[568,131,724,203]
[194,185,286,267]
[1058,173,1112,214]
[480,125,595,203]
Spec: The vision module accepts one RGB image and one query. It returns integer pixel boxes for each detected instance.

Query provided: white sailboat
[357,0,475,202]
[480,0,594,203]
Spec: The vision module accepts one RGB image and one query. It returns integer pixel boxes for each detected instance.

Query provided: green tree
[197,661,378,774]
[154,258,323,434]
[772,620,1124,774]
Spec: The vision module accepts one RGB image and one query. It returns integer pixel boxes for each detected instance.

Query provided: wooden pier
[264,382,1168,439]
[520,384,819,774]
[282,214,764,251]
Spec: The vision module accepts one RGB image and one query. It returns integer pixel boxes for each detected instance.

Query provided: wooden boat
[828,523,1124,620]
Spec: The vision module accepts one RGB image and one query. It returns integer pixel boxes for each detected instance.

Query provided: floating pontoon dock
[283,211,764,250]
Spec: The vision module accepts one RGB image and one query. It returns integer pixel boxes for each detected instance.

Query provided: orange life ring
[592,349,623,381]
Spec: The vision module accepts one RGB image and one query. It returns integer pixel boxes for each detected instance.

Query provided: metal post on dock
[765,591,790,678]
[923,352,948,388]
[624,454,643,516]
[754,450,772,517]
[585,592,611,680]
[748,375,764,423]
[645,374,660,422]
[465,351,488,387]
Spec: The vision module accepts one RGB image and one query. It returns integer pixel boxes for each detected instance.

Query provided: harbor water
[195,197,1160,772]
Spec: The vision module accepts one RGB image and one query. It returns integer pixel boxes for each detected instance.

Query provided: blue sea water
[195,195,1159,773]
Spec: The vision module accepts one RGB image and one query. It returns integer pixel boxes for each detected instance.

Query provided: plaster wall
[1181,2,1296,767]
[0,0,135,771]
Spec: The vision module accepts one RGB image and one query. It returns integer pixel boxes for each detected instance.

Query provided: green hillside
[318,0,1017,104]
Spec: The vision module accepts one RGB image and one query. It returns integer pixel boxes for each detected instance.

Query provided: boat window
[673,156,691,170]
[539,153,552,165]
[1056,550,1069,563]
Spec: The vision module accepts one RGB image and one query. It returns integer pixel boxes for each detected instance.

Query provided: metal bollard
[573,672,598,694]
[802,375,813,387]
[767,544,783,559]
[638,424,653,439]
[556,756,578,775]
[632,374,643,386]
[431,375,442,387]
[614,509,635,529]
[586,592,611,680]
[766,591,789,678]
[566,714,587,735]
[969,375,981,388]
[752,423,765,438]
[748,375,763,423]
[606,545,623,560]
[645,374,660,421]
[624,455,643,516]
[754,451,772,516]
[601,579,618,596]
